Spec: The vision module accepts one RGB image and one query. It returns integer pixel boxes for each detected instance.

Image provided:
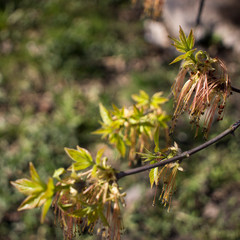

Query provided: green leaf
[117,137,126,157]
[170,27,195,54]
[158,114,171,128]
[65,147,93,170]
[111,118,124,129]
[70,162,92,171]
[170,49,196,65]
[69,208,90,218]
[132,90,149,106]
[154,126,160,152]
[110,134,126,157]
[169,36,182,48]
[76,146,93,162]
[182,59,195,68]
[170,53,188,65]
[18,191,46,211]
[99,103,112,125]
[187,29,195,49]
[41,197,52,223]
[17,194,41,211]
[11,178,45,195]
[179,26,188,49]
[149,167,159,188]
[112,104,124,117]
[151,92,168,108]
[98,209,109,227]
[140,151,158,162]
[132,105,140,117]
[112,103,120,113]
[96,148,105,165]
[169,35,185,51]
[58,203,74,211]
[53,168,65,180]
[29,162,41,183]
[143,125,152,138]
[91,164,98,177]
[45,178,55,198]
[92,127,112,137]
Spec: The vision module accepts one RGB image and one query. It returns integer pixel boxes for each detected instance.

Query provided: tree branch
[195,0,205,27]
[231,86,240,94]
[116,119,240,180]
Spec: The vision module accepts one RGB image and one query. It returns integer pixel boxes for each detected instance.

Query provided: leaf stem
[116,120,240,180]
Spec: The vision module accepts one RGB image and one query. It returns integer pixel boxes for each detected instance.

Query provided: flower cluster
[12,147,126,240]
[140,143,183,210]
[170,27,231,137]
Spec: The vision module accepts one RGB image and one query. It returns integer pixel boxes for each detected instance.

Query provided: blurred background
[1,0,240,239]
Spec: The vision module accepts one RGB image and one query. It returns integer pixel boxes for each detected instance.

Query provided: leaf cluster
[12,145,126,240]
[11,163,55,223]
[169,26,196,65]
[93,91,169,164]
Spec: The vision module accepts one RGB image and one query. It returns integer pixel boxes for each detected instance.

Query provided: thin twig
[116,119,240,180]
[195,0,205,27]
[231,86,240,94]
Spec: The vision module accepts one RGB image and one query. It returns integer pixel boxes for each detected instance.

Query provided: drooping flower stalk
[140,142,183,210]
[170,27,231,137]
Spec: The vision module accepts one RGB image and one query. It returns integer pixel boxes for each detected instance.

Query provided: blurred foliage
[1,0,240,240]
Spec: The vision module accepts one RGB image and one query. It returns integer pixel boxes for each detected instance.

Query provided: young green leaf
[29,162,41,183]
[76,146,93,162]
[169,38,187,53]
[179,26,189,50]
[92,127,112,138]
[91,164,98,177]
[116,136,126,157]
[65,147,93,171]
[17,194,42,211]
[69,162,91,171]
[153,126,160,152]
[170,54,187,65]
[68,207,89,218]
[96,148,105,165]
[40,178,55,222]
[170,49,196,65]
[41,197,52,223]
[44,177,55,198]
[11,178,45,195]
[158,114,171,128]
[187,29,195,49]
[99,103,112,125]
[53,168,65,181]
[149,167,159,188]
[98,208,109,227]
[132,90,149,106]
[151,92,168,108]
[65,147,93,169]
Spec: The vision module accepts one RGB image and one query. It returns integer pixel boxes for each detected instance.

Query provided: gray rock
[144,20,171,48]
[163,0,240,52]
